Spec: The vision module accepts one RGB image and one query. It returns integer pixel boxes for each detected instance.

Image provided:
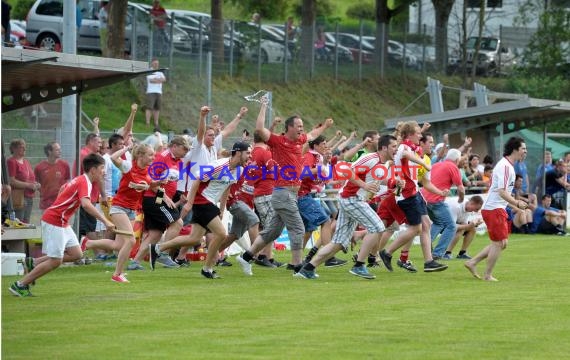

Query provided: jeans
[427,201,457,257]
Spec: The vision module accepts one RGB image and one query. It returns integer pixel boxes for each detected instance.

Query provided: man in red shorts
[464,136,527,281]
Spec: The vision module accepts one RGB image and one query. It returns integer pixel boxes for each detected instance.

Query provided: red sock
[399,250,409,263]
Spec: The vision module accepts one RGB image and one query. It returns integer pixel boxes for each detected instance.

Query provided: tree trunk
[299,0,316,67]
[107,0,128,59]
[375,0,390,71]
[211,0,224,65]
[432,0,455,71]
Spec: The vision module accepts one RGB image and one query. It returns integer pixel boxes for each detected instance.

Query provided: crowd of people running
[5,96,569,296]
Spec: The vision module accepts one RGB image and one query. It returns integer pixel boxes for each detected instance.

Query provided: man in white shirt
[145,59,166,131]
[464,137,528,281]
[443,195,484,260]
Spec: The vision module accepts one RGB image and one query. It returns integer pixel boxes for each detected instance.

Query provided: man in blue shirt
[531,194,567,235]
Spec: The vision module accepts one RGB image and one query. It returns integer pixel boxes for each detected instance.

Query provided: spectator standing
[7,139,40,223]
[150,0,168,55]
[514,155,530,193]
[534,150,554,195]
[464,137,528,282]
[34,142,71,210]
[145,59,166,131]
[98,1,109,57]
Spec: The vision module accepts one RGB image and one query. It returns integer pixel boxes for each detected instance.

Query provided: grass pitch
[2,234,570,359]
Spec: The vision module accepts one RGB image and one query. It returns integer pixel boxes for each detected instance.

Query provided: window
[36,0,63,16]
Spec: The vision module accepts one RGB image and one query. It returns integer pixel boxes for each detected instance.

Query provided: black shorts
[397,193,427,226]
[142,196,181,232]
[79,207,97,236]
[191,203,220,230]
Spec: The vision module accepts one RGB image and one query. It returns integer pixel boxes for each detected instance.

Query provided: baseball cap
[231,141,250,153]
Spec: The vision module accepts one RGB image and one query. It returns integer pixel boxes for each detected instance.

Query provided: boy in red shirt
[9,154,114,297]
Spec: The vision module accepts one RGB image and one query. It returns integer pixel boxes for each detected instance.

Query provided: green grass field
[2,233,570,359]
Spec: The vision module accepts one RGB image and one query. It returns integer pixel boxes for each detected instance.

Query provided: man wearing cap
[130,136,190,269]
[236,99,333,275]
[151,142,251,278]
[171,105,247,266]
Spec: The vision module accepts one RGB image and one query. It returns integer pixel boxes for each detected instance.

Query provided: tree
[431,0,455,71]
[515,0,570,75]
[211,0,225,65]
[373,0,415,70]
[299,0,317,67]
[107,0,128,59]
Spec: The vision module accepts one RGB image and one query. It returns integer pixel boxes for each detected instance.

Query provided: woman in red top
[7,138,40,223]
[82,144,156,283]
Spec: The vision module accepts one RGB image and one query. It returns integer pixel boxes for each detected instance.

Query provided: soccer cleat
[255,257,277,268]
[236,255,253,276]
[397,259,418,273]
[423,260,448,272]
[294,268,318,279]
[349,265,376,279]
[9,282,33,297]
[111,273,130,283]
[80,236,89,253]
[324,257,348,268]
[149,244,159,271]
[157,254,180,268]
[175,258,190,267]
[200,269,221,279]
[216,257,233,267]
[126,261,145,271]
[442,253,453,260]
[456,253,472,259]
[269,259,286,268]
[379,250,393,272]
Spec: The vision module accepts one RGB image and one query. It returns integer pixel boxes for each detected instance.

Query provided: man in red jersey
[296,135,397,280]
[152,142,251,278]
[132,136,190,269]
[34,141,71,209]
[236,99,332,276]
[9,154,114,297]
[379,122,449,273]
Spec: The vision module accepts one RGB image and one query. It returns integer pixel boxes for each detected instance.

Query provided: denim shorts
[298,194,329,232]
[109,205,137,221]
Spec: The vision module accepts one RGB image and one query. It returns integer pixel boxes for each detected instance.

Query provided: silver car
[25,0,191,55]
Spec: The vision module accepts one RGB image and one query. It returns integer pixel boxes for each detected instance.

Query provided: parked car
[9,20,26,43]
[324,32,373,64]
[406,44,435,70]
[25,0,191,55]
[232,21,291,64]
[447,36,516,76]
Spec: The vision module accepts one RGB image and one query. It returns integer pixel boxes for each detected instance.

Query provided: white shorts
[41,221,79,258]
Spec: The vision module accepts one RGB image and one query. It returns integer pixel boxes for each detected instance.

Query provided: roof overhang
[1,47,152,113]
[384,98,570,134]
